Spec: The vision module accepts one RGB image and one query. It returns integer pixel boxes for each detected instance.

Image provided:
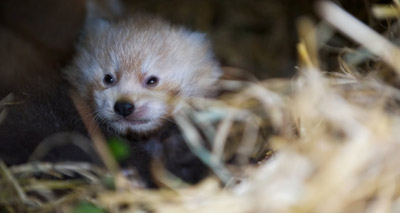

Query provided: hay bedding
[2,1,400,212]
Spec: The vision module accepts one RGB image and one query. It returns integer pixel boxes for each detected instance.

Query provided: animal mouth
[119,118,151,125]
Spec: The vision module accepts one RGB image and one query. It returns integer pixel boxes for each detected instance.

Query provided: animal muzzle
[114,101,135,117]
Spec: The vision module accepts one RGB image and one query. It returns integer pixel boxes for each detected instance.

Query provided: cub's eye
[103,74,116,85]
[145,76,159,87]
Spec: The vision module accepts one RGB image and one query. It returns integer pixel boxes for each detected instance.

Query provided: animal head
[65,16,221,134]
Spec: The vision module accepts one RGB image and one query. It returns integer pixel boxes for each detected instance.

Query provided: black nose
[114,101,135,117]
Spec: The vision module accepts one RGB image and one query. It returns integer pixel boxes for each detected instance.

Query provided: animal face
[65,17,221,134]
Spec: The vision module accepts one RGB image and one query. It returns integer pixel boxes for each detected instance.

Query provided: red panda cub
[64,16,221,135]
[64,15,221,186]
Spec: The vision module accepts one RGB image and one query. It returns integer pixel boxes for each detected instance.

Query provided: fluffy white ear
[187,32,207,45]
[83,0,115,35]
[84,18,111,34]
[76,17,111,44]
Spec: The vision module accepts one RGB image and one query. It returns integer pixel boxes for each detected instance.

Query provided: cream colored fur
[64,16,221,134]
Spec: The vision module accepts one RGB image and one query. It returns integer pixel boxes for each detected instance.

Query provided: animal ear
[188,32,207,43]
[77,17,111,43]
[83,0,116,33]
[186,32,215,55]
[84,18,111,34]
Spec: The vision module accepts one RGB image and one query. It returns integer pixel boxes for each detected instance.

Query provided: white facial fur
[65,16,221,135]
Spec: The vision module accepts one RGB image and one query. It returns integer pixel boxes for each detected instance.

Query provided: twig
[317,1,400,74]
